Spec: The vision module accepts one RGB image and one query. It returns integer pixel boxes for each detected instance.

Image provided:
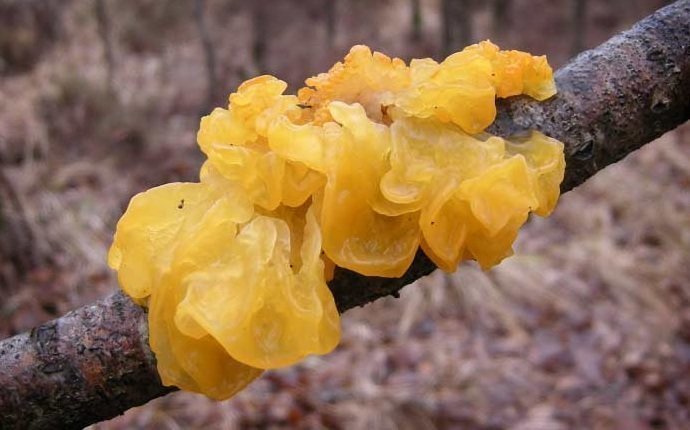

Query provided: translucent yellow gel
[108,41,564,399]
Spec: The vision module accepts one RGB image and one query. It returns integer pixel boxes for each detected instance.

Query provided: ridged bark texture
[1,1,688,428]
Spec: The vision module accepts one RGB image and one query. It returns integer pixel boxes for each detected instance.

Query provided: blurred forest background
[1,0,688,428]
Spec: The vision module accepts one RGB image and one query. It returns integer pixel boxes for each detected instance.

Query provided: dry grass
[89,127,689,430]
[0,0,687,429]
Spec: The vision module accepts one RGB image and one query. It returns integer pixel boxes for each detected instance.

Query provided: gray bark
[0,1,689,428]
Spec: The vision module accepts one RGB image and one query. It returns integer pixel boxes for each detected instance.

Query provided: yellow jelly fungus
[108,41,564,399]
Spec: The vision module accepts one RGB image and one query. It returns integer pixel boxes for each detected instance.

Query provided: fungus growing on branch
[108,41,565,399]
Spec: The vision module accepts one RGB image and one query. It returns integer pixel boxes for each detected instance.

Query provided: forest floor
[0,0,687,429]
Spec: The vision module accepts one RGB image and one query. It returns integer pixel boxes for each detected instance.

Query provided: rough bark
[0,293,175,430]
[1,1,689,428]
[490,0,690,192]
[336,0,690,312]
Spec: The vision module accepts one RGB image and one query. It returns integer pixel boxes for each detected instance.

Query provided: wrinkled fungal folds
[108,41,565,399]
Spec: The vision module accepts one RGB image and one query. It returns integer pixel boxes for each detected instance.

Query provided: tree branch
[1,1,688,428]
[335,0,690,311]
[0,293,174,430]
